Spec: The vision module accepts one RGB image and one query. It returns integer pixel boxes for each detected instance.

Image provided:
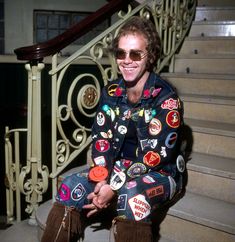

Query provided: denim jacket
[90,72,184,183]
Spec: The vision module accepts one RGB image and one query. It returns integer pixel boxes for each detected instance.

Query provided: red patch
[166,110,180,128]
[146,185,164,198]
[143,151,161,167]
[95,139,110,152]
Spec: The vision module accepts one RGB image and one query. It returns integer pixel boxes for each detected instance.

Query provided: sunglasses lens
[115,49,126,59]
[129,50,142,61]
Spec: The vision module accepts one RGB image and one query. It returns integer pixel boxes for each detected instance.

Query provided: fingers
[83,203,99,218]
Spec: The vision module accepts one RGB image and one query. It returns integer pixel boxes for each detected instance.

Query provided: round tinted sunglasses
[114,49,148,61]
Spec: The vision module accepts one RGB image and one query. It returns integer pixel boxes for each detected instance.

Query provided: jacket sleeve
[88,86,116,182]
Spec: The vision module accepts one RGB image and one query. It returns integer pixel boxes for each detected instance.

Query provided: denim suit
[56,72,185,222]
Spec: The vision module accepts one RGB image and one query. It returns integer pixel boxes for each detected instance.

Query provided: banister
[14,0,132,61]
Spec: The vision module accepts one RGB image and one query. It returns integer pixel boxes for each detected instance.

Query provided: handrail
[14,0,132,61]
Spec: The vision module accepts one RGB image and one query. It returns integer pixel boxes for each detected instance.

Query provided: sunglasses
[114,49,148,61]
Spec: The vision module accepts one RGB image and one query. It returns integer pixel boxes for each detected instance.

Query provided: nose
[123,53,133,63]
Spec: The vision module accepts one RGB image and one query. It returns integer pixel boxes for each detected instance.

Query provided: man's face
[116,33,149,86]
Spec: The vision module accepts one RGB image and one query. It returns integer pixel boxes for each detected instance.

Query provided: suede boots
[41,202,83,242]
[112,217,153,242]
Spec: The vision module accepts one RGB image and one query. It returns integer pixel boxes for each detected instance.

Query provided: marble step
[179,37,235,55]
[187,152,235,203]
[185,118,235,159]
[195,7,235,21]
[174,54,235,74]
[161,192,235,242]
[198,0,235,7]
[189,21,235,37]
[182,94,235,124]
[161,73,235,97]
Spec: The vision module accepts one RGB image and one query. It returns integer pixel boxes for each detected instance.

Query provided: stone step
[185,118,235,159]
[179,36,235,55]
[189,21,235,37]
[161,73,235,97]
[36,200,178,242]
[182,94,235,124]
[187,152,235,203]
[174,54,235,74]
[161,192,235,242]
[198,0,235,7]
[195,7,235,21]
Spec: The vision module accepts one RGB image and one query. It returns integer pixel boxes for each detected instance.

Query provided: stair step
[174,54,235,74]
[161,192,235,241]
[187,152,235,203]
[182,94,235,124]
[180,36,235,55]
[189,21,235,37]
[195,7,235,21]
[185,118,235,159]
[162,73,235,97]
[198,0,235,7]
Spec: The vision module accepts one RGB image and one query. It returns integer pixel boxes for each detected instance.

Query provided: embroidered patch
[108,84,118,96]
[95,139,110,152]
[128,194,151,221]
[126,180,137,189]
[110,169,126,191]
[143,151,161,167]
[100,129,113,139]
[161,98,179,110]
[146,185,164,199]
[93,156,106,166]
[165,132,178,148]
[58,183,70,201]
[71,183,86,201]
[176,155,186,173]
[142,175,156,184]
[166,110,180,128]
[117,194,127,211]
[96,112,105,126]
[118,125,127,135]
[149,118,162,136]
[127,163,147,178]
[140,139,158,150]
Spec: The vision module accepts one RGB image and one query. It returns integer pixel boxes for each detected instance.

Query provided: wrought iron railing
[5,0,196,224]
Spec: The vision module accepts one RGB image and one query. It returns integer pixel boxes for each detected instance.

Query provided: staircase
[160,0,235,241]
[36,0,235,241]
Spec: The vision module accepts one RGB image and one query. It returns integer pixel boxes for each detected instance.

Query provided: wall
[4,0,107,54]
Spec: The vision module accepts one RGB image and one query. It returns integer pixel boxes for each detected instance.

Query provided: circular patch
[149,118,162,136]
[118,125,127,135]
[110,171,126,190]
[143,151,161,167]
[166,110,180,128]
[127,163,147,178]
[96,112,105,126]
[165,132,178,149]
[88,166,108,182]
[176,155,185,173]
[95,139,110,152]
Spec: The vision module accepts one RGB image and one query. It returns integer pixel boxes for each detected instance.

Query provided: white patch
[128,194,151,221]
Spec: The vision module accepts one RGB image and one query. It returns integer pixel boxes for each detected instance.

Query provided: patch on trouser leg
[168,176,176,199]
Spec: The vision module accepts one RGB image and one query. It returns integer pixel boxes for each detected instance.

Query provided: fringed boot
[112,217,153,242]
[41,202,84,242]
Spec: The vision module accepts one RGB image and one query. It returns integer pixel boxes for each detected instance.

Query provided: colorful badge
[166,110,180,128]
[140,138,158,150]
[88,166,108,182]
[128,194,151,221]
[117,194,127,211]
[118,125,127,135]
[143,151,161,167]
[126,180,137,189]
[108,84,118,96]
[149,118,162,136]
[161,98,179,110]
[127,163,147,178]
[110,169,126,190]
[142,175,156,184]
[96,112,105,126]
[95,139,110,152]
[165,132,178,148]
[93,156,106,166]
[71,183,86,201]
[100,129,113,139]
[146,185,164,199]
[57,183,70,201]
